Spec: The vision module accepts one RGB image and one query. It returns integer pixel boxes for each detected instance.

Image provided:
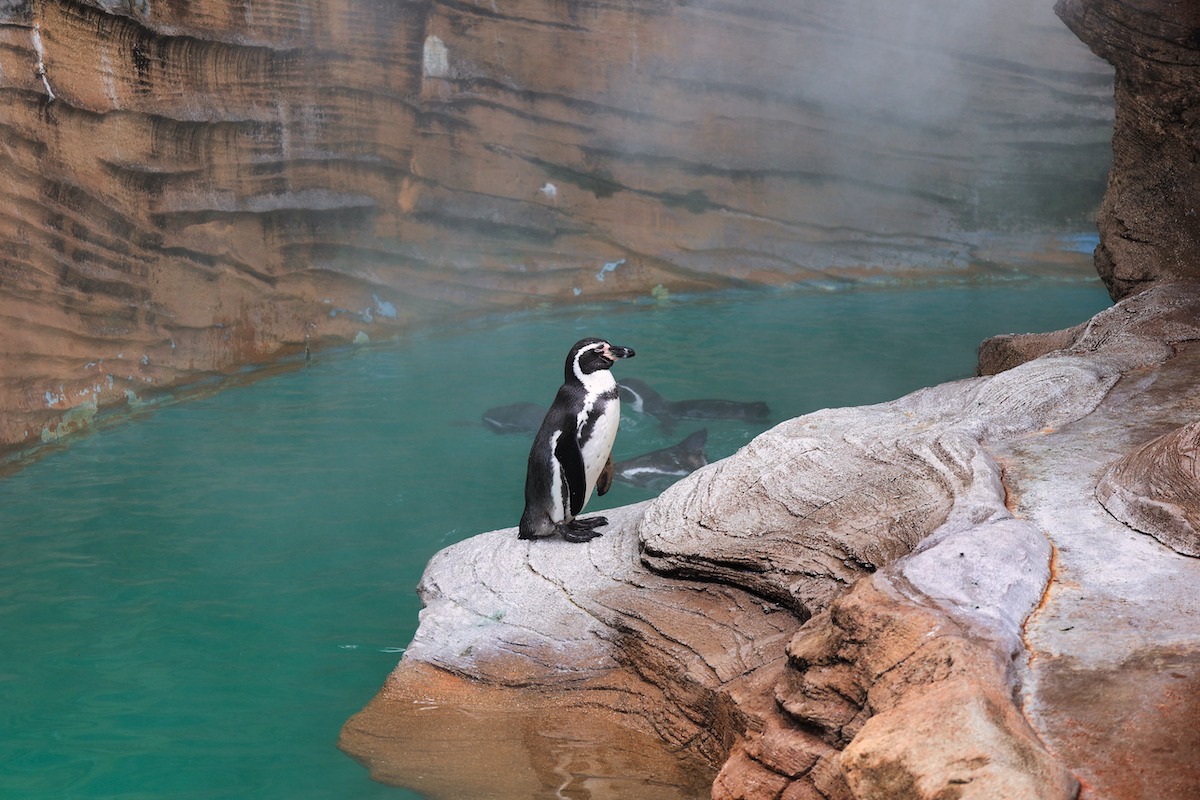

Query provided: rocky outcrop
[341,283,1200,798]
[1056,0,1200,300]
[0,0,1110,457]
[1097,420,1200,557]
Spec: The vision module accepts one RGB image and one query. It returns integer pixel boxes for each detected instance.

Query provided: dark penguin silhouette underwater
[613,427,709,490]
[519,337,635,542]
[480,401,546,434]
[617,377,770,431]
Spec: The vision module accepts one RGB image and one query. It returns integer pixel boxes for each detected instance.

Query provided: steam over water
[0,279,1109,798]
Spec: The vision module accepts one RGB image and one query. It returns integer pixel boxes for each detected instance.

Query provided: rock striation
[341,283,1200,798]
[0,0,1110,457]
[1097,420,1200,557]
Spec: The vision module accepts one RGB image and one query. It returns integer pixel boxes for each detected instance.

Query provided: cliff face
[0,0,1110,456]
[1057,0,1200,299]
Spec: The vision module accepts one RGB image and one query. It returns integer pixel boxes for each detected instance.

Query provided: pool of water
[0,279,1111,798]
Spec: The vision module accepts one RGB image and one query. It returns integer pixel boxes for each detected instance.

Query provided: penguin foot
[560,516,607,543]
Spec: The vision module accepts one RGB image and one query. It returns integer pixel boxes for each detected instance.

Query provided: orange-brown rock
[801,581,1076,800]
[976,322,1088,377]
[721,563,1079,800]
[0,0,1110,458]
[1056,0,1200,300]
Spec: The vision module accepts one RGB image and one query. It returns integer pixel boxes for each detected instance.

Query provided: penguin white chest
[576,377,620,504]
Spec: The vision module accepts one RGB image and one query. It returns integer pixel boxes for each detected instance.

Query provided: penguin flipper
[555,427,588,517]
[596,454,614,497]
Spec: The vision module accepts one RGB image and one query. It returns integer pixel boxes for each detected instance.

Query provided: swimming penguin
[613,428,709,490]
[519,337,635,542]
[617,377,769,432]
[481,401,545,434]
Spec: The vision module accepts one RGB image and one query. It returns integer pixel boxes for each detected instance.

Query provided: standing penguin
[519,337,635,542]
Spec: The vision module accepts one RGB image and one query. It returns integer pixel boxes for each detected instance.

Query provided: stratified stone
[368,500,803,778]
[768,563,1077,800]
[711,749,793,800]
[0,0,1110,456]
[638,350,1118,620]
[1097,420,1200,557]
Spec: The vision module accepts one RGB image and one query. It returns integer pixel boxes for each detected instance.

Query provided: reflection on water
[0,279,1110,798]
[341,665,714,799]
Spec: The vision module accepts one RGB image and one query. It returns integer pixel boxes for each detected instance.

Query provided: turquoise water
[0,280,1111,798]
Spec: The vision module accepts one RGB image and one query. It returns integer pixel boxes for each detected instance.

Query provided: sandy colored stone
[1031,648,1200,800]
[711,749,793,800]
[807,753,855,800]
[340,661,716,800]
[744,721,826,779]
[771,566,1076,799]
[842,677,1078,800]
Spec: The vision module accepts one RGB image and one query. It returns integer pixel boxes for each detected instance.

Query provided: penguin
[519,337,635,542]
[613,428,709,490]
[481,401,545,434]
[617,377,769,432]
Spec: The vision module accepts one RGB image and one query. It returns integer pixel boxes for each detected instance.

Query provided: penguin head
[566,338,635,384]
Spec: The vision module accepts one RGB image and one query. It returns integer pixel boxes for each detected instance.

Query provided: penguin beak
[606,344,635,361]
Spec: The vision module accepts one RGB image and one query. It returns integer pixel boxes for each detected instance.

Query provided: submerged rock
[342,283,1200,797]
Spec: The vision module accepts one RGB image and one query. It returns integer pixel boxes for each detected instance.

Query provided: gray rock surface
[640,351,1117,622]
[1097,420,1200,557]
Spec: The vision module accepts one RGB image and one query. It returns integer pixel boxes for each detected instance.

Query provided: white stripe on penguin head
[572,340,609,384]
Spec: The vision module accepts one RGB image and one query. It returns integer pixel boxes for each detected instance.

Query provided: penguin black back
[518,338,635,542]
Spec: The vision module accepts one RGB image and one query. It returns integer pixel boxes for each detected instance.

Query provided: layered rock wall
[0,0,1110,456]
